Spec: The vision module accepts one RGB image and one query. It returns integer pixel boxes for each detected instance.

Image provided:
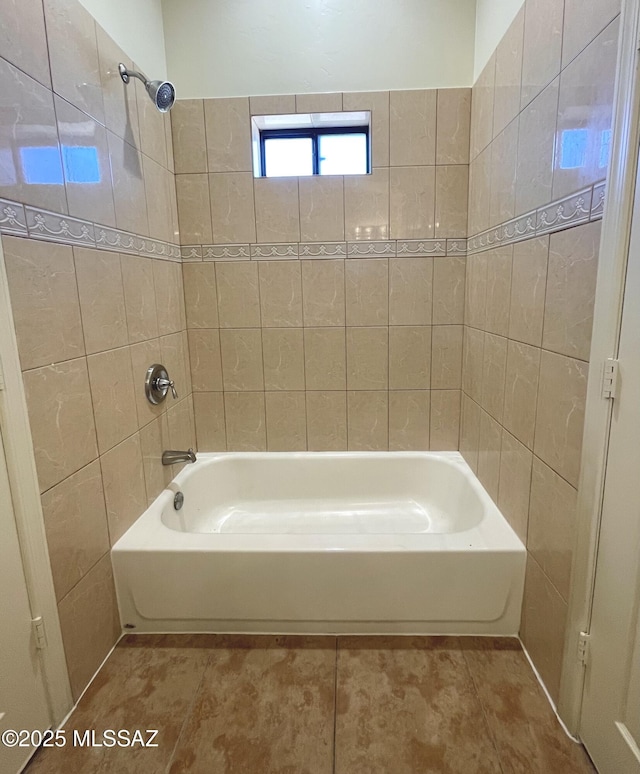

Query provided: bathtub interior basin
[163,453,484,535]
[111,452,526,637]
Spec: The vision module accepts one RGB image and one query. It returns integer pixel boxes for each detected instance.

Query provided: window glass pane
[264,137,313,177]
[318,133,367,175]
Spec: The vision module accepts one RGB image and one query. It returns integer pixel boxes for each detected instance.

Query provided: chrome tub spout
[162,448,196,465]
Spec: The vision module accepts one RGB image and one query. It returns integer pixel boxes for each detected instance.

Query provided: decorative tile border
[26,206,94,246]
[396,239,446,257]
[467,226,501,254]
[202,244,250,261]
[0,199,28,236]
[95,225,137,255]
[299,242,347,258]
[348,240,396,257]
[0,199,181,261]
[501,211,536,245]
[446,239,467,255]
[181,245,203,262]
[173,238,467,262]
[591,181,606,220]
[467,180,606,254]
[536,188,592,235]
[250,243,298,259]
[1,180,607,262]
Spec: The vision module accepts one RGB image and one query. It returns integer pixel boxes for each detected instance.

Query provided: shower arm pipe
[118,63,175,113]
[118,64,149,86]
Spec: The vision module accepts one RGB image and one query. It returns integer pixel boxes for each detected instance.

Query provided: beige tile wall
[4,237,194,700]
[0,0,191,701]
[462,0,620,702]
[172,89,470,245]
[174,89,470,452]
[184,255,466,453]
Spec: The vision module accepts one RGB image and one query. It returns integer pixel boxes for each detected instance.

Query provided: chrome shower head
[118,63,176,113]
[146,80,176,112]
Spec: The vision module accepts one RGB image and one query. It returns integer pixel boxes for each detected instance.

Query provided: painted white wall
[161,0,476,99]
[474,0,524,79]
[78,0,168,79]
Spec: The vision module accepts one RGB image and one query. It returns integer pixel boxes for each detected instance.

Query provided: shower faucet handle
[156,377,178,399]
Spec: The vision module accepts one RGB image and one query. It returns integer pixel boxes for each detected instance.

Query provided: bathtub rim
[112,451,525,555]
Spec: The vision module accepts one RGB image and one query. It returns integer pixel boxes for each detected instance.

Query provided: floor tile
[26,635,213,774]
[461,637,596,773]
[335,636,503,774]
[24,634,596,774]
[168,635,336,774]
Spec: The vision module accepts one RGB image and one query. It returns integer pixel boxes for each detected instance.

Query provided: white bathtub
[111,452,526,635]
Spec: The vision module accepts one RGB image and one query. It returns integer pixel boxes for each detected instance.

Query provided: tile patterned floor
[26,635,596,774]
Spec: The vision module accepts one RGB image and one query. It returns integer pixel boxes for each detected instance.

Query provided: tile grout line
[300,261,311,449]
[212,264,231,452]
[462,390,581,497]
[163,643,215,774]
[64,246,120,551]
[525,235,553,550]
[459,644,508,774]
[462,320,590,366]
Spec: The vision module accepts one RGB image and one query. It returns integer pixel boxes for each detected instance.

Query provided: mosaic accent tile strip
[467,180,606,254]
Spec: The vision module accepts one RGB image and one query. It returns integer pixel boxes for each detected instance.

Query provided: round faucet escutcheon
[145,363,178,405]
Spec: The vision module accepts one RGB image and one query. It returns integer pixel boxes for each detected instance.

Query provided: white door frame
[558,0,640,734]
[0,236,72,725]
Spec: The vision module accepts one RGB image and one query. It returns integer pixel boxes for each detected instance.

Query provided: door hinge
[577,631,591,666]
[31,617,47,650]
[602,358,619,400]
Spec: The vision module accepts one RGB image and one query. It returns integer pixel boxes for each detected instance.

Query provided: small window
[252,112,371,177]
